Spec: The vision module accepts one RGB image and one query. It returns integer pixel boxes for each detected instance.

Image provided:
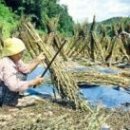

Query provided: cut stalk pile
[72,71,130,87]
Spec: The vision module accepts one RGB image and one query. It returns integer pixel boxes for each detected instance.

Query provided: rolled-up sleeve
[3,64,30,92]
[17,60,31,74]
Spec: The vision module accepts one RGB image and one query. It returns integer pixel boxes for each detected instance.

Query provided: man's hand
[34,76,44,86]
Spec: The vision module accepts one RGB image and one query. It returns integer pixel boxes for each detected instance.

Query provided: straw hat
[2,37,26,57]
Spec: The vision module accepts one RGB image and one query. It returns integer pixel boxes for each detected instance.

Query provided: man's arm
[3,62,44,92]
[18,53,45,73]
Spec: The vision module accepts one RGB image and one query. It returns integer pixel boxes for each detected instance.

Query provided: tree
[3,0,74,35]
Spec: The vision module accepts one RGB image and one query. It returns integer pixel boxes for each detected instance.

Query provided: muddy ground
[0,96,130,130]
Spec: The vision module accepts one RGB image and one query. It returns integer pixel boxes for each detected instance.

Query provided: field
[0,6,130,129]
[0,97,130,130]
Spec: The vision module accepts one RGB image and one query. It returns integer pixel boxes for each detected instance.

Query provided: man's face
[9,51,24,63]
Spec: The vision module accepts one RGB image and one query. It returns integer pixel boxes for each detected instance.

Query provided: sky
[59,0,130,22]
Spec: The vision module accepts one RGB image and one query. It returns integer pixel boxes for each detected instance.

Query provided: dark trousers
[0,73,27,107]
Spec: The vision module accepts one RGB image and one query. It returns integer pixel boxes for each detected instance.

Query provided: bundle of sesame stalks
[72,71,130,88]
[18,21,92,111]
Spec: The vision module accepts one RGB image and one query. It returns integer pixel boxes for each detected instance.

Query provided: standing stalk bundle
[19,21,91,111]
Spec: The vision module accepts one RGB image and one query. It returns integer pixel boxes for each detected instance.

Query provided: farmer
[0,37,44,107]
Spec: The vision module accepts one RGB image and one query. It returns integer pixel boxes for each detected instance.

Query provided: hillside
[1,0,130,38]
[101,16,130,25]
[95,16,130,36]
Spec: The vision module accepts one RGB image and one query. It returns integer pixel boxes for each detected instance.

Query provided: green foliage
[58,5,74,36]
[2,0,130,37]
[3,0,74,36]
[0,3,18,38]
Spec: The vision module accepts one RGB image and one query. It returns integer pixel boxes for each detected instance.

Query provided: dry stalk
[72,71,130,88]
[19,21,93,111]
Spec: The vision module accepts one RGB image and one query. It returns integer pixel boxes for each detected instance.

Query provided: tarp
[26,65,130,109]
[80,84,130,109]
[26,65,54,97]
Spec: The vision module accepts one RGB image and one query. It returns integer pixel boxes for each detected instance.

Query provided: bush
[0,3,18,38]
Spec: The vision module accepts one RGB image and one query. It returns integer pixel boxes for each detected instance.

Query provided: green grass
[0,3,19,38]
